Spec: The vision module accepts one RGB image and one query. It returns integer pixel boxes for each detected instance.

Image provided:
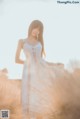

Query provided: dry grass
[0,60,80,119]
[47,70,80,119]
[0,69,22,119]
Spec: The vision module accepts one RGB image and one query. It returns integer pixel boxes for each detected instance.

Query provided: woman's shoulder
[18,38,25,43]
[18,38,25,48]
[19,38,28,43]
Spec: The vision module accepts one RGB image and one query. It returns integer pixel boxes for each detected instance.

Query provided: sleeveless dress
[21,38,64,119]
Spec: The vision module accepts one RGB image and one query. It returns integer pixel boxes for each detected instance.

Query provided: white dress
[21,38,64,119]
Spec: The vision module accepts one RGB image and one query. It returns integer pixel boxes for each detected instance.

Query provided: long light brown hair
[27,20,46,58]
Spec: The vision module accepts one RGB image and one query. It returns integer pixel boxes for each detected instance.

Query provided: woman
[15,20,64,119]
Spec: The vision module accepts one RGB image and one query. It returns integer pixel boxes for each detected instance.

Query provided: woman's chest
[23,43,42,56]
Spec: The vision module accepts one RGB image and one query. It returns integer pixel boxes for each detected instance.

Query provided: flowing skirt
[21,58,65,119]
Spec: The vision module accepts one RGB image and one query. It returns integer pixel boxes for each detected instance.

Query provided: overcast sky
[0,0,80,79]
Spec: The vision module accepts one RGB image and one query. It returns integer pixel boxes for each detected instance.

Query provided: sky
[0,0,80,79]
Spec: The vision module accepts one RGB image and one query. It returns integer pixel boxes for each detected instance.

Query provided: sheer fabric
[21,38,64,119]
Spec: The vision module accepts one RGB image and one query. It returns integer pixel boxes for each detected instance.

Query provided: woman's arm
[15,39,25,64]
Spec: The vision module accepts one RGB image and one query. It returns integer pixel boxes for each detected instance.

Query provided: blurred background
[0,0,80,79]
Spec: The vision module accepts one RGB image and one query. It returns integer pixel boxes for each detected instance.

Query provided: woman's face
[31,27,40,37]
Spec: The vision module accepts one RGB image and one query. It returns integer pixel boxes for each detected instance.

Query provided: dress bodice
[23,39,42,62]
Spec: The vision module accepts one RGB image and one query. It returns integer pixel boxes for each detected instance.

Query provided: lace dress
[21,38,64,119]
